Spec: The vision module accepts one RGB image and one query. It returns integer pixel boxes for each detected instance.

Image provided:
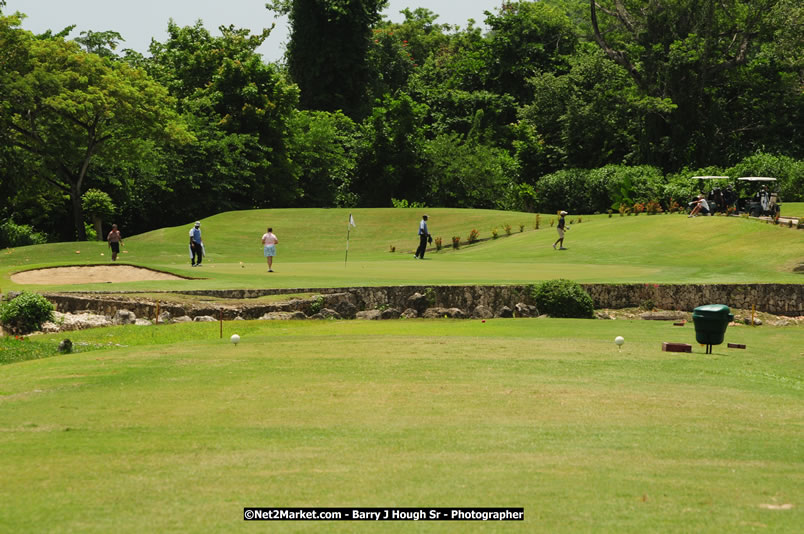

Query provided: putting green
[1,208,802,291]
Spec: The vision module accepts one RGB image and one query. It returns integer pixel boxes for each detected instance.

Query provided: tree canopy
[1,0,801,242]
[0,13,190,240]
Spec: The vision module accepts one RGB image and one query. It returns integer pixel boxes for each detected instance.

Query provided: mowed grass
[1,208,802,291]
[0,319,801,533]
[781,202,803,217]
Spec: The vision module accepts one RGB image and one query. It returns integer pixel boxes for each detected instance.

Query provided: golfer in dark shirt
[414,215,430,259]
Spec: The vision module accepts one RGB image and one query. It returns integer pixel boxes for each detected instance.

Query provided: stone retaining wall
[582,283,803,316]
[43,283,803,319]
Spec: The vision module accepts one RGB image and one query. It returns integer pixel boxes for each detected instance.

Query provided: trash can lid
[693,304,732,316]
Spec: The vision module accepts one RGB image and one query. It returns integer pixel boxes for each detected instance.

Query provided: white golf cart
[737,177,781,218]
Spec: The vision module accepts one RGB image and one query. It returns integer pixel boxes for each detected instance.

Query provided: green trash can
[692,304,734,354]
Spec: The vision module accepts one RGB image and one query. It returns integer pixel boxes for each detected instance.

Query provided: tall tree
[516,47,651,173]
[74,30,125,58]
[484,1,578,103]
[0,14,190,240]
[147,21,299,220]
[268,0,388,120]
[589,0,789,169]
[352,92,428,206]
[286,110,358,207]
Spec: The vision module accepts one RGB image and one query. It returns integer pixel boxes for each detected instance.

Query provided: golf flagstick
[345,213,356,265]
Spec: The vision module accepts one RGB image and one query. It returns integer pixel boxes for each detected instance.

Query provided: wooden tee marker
[727,343,746,349]
[662,342,692,353]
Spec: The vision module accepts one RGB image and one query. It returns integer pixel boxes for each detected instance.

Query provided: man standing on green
[190,221,204,267]
[414,214,431,259]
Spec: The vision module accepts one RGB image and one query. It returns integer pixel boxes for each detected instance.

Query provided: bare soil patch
[11,265,185,285]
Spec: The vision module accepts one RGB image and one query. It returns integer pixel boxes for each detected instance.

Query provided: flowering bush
[435,237,442,251]
[645,200,663,215]
[451,236,461,249]
[667,199,682,213]
[468,229,479,244]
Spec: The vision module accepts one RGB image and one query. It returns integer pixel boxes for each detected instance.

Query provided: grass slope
[0,319,801,532]
[1,208,802,291]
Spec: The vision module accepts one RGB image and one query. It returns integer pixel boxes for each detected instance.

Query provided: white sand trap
[11,265,185,285]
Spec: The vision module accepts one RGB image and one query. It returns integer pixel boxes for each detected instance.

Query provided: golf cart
[736,177,781,218]
[689,176,735,214]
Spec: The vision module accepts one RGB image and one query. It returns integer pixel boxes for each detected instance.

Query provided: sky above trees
[5,0,501,62]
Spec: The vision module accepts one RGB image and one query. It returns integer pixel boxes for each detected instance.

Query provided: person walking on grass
[414,214,432,259]
[190,221,204,267]
[553,211,569,250]
[262,227,278,272]
[106,224,123,261]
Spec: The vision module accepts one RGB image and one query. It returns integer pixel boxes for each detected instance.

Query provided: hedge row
[533,153,803,214]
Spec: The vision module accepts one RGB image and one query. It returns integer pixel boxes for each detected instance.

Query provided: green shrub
[0,219,47,248]
[529,279,594,318]
[662,171,709,208]
[82,189,116,241]
[84,222,97,241]
[309,296,325,314]
[391,198,427,208]
[727,153,804,202]
[0,292,55,334]
[535,165,664,214]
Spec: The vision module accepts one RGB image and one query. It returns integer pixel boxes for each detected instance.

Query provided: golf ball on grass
[230,334,240,345]
[614,336,624,347]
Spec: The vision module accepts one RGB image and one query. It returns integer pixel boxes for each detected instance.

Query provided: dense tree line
[0,0,801,243]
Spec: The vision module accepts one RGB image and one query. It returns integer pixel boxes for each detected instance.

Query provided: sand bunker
[11,265,185,285]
